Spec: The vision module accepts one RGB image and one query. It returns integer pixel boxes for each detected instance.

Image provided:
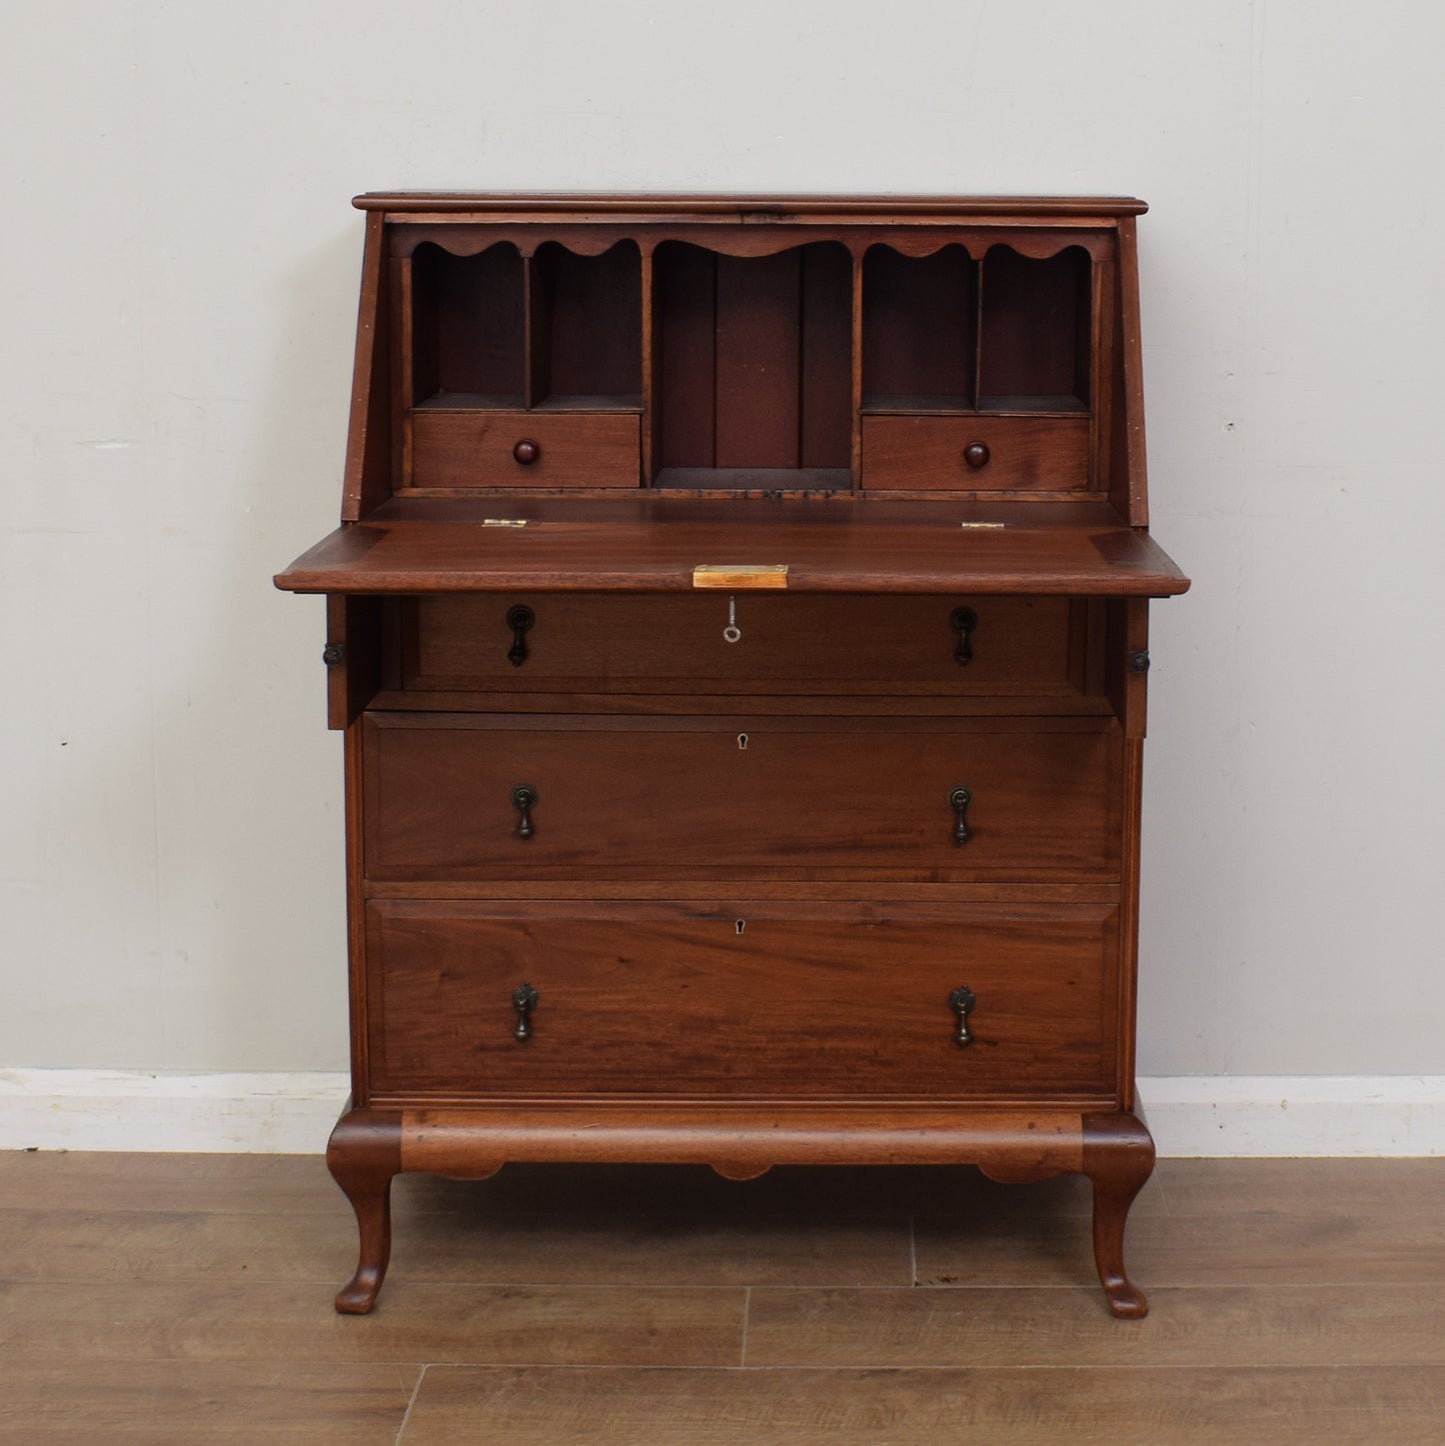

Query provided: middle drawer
[362,713,1121,882]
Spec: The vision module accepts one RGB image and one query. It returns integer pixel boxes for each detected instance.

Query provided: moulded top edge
[352,192,1148,218]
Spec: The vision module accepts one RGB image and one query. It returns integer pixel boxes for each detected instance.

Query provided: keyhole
[737,733,749,750]
[735,919,746,935]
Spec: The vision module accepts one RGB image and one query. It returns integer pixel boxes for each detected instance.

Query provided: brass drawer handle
[511,982,538,1042]
[949,606,978,667]
[506,604,534,667]
[949,985,976,1046]
[511,784,538,838]
[948,786,972,844]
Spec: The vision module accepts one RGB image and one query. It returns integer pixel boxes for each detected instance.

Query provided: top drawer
[403,594,1092,699]
[409,410,641,489]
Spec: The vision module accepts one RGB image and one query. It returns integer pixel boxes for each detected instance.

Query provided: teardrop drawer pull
[948,786,972,845]
[510,784,538,838]
[511,982,538,1042]
[949,985,977,1046]
[949,606,978,667]
[506,604,534,667]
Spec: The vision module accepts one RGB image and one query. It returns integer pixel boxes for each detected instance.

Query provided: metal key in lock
[723,594,741,644]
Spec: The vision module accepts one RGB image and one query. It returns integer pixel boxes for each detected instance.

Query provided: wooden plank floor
[2,1153,1444,1443]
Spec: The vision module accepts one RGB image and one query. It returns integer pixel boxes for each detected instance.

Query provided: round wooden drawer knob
[513,439,541,465]
[962,441,990,469]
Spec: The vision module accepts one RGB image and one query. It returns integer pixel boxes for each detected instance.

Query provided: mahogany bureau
[275,192,1189,1317]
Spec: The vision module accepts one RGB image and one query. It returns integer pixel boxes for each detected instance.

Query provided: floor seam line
[393,1362,427,1444]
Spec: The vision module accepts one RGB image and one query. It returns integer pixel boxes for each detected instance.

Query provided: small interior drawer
[861,415,1090,491]
[409,409,640,489]
[365,899,1118,1099]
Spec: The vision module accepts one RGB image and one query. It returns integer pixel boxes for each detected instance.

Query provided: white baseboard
[1138,1075,1445,1157]
[0,1069,349,1154]
[2,1069,1442,1156]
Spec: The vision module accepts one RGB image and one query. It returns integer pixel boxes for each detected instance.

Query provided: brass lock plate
[692,564,789,589]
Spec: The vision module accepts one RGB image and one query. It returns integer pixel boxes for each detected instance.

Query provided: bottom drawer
[365,900,1119,1100]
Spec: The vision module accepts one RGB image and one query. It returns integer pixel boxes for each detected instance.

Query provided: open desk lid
[274,498,1189,598]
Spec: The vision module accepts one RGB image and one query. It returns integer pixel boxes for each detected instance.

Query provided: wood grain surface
[353,193,1150,218]
[292,192,1189,1325]
[409,409,639,489]
[275,496,1190,595]
[403,592,1083,696]
[400,1364,1445,1445]
[3,1152,1443,1442]
[360,714,1122,880]
[861,414,1090,491]
[361,900,1119,1097]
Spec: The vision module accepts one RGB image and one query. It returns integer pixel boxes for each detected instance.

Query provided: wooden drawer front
[409,410,640,489]
[861,416,1089,491]
[405,594,1084,698]
[362,714,1120,881]
[366,900,1117,1098]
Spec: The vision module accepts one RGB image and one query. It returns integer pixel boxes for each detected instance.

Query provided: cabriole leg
[326,1108,402,1315]
[1082,1110,1155,1319]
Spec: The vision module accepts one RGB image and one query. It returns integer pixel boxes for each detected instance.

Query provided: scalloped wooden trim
[865,236,972,260]
[533,235,638,259]
[403,233,643,261]
[405,233,524,259]
[867,234,1101,263]
[392,226,1111,263]
[982,236,1095,262]
[651,233,858,260]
